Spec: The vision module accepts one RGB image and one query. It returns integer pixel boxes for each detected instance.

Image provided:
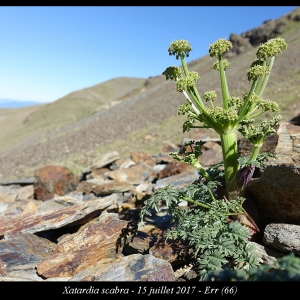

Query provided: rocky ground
[0,122,300,283]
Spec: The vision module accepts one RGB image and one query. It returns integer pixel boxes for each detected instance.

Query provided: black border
[0,281,298,297]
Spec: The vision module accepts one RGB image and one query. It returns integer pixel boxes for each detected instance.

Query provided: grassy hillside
[0,7,300,182]
[0,77,146,153]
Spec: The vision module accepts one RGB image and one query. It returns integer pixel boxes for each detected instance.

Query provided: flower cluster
[258,100,280,112]
[176,72,200,92]
[247,65,270,81]
[162,66,182,81]
[213,59,231,71]
[228,96,242,110]
[206,107,239,124]
[256,37,288,59]
[204,90,217,104]
[178,103,192,116]
[168,39,192,60]
[209,38,233,57]
[238,115,283,145]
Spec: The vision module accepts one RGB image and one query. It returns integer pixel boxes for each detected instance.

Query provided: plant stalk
[220,129,239,190]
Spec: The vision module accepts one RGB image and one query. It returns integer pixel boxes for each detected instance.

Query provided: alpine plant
[140,37,288,280]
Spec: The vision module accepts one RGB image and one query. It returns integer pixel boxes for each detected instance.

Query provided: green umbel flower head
[209,38,232,57]
[228,96,242,109]
[206,107,239,124]
[176,72,200,92]
[247,65,270,81]
[243,92,260,103]
[256,37,288,59]
[162,66,182,81]
[213,59,231,71]
[178,103,192,116]
[168,40,192,60]
[204,90,217,102]
[258,100,280,112]
[238,115,283,145]
[250,59,264,68]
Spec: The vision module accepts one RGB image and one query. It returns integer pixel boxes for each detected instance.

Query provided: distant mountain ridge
[0,99,43,108]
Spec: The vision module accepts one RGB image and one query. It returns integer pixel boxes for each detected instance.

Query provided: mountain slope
[0,77,146,153]
[0,7,300,182]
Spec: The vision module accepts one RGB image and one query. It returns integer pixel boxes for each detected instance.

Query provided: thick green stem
[251,144,262,161]
[180,56,207,112]
[197,165,212,181]
[182,90,200,114]
[180,55,190,77]
[218,55,230,110]
[237,81,257,121]
[258,56,275,98]
[180,56,221,131]
[189,87,206,111]
[254,59,267,94]
[220,129,239,184]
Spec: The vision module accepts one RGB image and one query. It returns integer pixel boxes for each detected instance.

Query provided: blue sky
[0,6,298,103]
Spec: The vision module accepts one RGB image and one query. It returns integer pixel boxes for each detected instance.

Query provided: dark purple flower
[227,164,259,234]
[227,164,255,194]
